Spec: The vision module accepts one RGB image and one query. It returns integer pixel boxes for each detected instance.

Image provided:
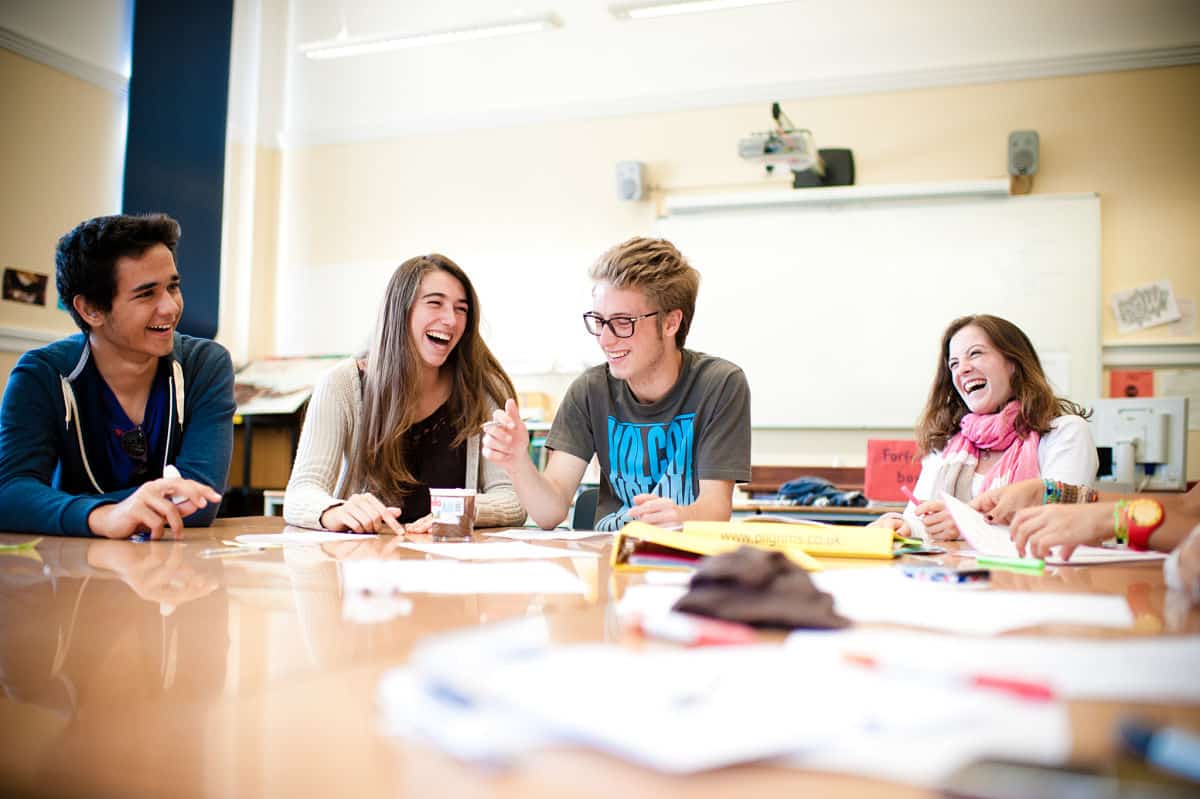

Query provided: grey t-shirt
[546,349,751,531]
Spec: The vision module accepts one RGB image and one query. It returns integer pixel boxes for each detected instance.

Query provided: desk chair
[571,487,599,530]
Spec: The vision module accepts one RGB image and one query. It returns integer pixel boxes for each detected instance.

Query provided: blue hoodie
[0,333,235,536]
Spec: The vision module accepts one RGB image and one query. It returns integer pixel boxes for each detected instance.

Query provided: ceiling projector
[738,103,855,189]
[737,128,820,174]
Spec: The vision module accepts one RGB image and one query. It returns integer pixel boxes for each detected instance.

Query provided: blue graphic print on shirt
[596,413,696,531]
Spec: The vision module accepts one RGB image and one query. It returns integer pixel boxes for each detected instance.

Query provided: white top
[283,359,525,529]
[904,414,1098,538]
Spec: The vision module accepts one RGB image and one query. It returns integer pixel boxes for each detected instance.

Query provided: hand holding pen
[91,464,222,541]
[901,485,960,541]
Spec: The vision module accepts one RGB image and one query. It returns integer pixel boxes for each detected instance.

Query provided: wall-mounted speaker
[1008,130,1039,176]
[615,161,645,201]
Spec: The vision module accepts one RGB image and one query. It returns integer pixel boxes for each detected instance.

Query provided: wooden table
[0,517,1197,798]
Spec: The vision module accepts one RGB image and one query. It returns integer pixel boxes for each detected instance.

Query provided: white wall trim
[0,326,62,355]
[663,180,1014,214]
[1102,341,1200,368]
[0,25,129,96]
[279,44,1200,147]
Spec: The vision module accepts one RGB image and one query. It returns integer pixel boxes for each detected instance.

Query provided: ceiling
[3,0,1198,145]
[281,0,1200,143]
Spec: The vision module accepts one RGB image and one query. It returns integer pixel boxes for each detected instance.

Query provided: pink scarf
[932,400,1042,501]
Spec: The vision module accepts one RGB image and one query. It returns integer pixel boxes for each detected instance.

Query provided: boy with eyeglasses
[483,237,750,530]
[0,214,234,538]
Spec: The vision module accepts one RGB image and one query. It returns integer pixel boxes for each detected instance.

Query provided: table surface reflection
[0,517,1197,798]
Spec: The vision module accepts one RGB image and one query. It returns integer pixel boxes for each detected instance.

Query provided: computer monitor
[1088,396,1189,492]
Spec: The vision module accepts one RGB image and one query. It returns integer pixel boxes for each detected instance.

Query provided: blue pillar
[123,0,233,339]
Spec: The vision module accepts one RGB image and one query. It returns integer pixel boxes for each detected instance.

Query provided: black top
[400,401,466,522]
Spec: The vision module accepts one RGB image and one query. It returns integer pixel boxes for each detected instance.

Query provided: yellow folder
[612,522,823,572]
[682,521,898,559]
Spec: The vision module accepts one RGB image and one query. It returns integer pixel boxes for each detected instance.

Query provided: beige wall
[273,65,1200,478]
[218,141,281,366]
[5,49,1198,480]
[0,49,124,394]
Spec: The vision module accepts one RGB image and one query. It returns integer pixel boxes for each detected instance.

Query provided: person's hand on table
[869,514,912,538]
[970,478,1044,525]
[404,513,437,535]
[627,494,683,527]
[911,499,961,541]
[320,493,403,534]
[88,478,221,540]
[1010,502,1115,561]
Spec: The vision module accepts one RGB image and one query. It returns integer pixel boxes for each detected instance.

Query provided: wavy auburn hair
[916,314,1090,455]
[344,254,515,502]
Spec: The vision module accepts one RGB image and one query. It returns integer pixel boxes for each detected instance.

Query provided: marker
[844,652,1056,703]
[977,555,1045,573]
[632,612,757,647]
[900,564,990,584]
[900,485,922,505]
[1120,720,1200,782]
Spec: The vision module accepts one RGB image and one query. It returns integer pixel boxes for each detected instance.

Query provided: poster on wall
[2,268,48,306]
[1111,281,1181,333]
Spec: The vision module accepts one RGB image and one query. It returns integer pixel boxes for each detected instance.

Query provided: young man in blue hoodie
[0,214,235,538]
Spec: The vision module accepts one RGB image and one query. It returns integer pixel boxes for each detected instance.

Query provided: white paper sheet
[811,568,1135,634]
[398,541,598,560]
[340,559,588,595]
[787,627,1200,702]
[942,493,1167,565]
[382,619,1074,778]
[619,568,1135,635]
[783,695,1069,787]
[235,527,379,546]
[483,529,612,542]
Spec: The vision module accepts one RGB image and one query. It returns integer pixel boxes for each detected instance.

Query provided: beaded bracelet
[1113,499,1129,546]
[1041,479,1098,505]
[1042,478,1062,504]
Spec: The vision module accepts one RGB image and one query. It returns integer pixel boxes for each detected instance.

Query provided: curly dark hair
[55,213,181,332]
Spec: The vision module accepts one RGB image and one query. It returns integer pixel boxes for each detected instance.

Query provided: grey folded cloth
[672,546,850,630]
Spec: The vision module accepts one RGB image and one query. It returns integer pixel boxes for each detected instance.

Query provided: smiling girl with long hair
[284,254,525,532]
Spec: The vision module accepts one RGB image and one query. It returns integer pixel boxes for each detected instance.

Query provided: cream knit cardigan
[283,358,526,529]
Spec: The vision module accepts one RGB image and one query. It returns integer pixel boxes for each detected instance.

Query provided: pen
[198,545,267,559]
[976,555,1045,573]
[900,485,922,505]
[162,464,188,505]
[843,652,1056,702]
[1120,719,1200,782]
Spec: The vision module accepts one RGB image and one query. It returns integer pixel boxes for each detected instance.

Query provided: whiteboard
[658,193,1101,428]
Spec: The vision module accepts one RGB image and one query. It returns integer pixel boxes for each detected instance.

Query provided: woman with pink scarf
[874,314,1098,541]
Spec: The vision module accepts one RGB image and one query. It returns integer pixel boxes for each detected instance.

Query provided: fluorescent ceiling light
[300,15,560,60]
[611,0,797,20]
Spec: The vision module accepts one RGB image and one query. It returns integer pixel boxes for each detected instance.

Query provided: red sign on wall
[1109,370,1154,398]
[864,439,921,502]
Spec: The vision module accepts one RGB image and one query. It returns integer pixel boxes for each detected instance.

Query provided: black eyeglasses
[582,311,658,338]
[117,427,149,480]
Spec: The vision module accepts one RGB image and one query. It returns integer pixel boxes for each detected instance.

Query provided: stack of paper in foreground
[377,605,1200,786]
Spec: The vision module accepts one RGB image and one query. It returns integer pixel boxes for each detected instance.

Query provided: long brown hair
[916,314,1090,454]
[345,254,515,501]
